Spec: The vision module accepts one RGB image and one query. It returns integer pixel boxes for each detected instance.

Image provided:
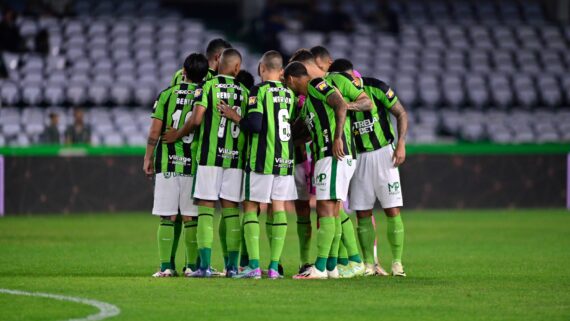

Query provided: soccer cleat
[267,269,283,279]
[293,266,328,279]
[348,261,366,277]
[327,267,339,279]
[211,267,225,277]
[391,262,406,277]
[278,264,284,276]
[152,269,174,278]
[189,268,212,278]
[375,264,389,276]
[364,264,376,276]
[337,264,355,278]
[225,267,238,278]
[183,268,194,277]
[298,263,312,274]
[233,267,262,279]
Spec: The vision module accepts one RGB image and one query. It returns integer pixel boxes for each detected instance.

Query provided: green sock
[269,211,287,271]
[266,214,274,247]
[223,207,241,269]
[184,220,198,270]
[326,216,342,271]
[239,214,249,268]
[315,216,335,272]
[387,215,405,263]
[338,243,349,266]
[197,206,214,269]
[243,211,260,269]
[157,218,174,271]
[218,214,228,268]
[340,209,362,263]
[170,213,183,270]
[357,216,375,264]
[296,216,312,265]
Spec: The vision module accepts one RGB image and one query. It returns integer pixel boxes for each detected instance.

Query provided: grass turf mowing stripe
[0,288,120,321]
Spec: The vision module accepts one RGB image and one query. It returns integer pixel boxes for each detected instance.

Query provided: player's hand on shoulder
[162,126,179,144]
[332,137,345,160]
[217,100,239,122]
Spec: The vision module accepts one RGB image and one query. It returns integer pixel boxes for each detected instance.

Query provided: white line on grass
[0,288,120,321]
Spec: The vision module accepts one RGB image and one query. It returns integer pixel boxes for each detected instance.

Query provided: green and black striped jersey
[151,82,200,174]
[352,77,398,152]
[325,72,365,105]
[193,74,249,169]
[300,77,356,161]
[170,68,217,86]
[246,81,297,176]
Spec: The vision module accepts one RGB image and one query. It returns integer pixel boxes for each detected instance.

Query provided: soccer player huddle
[143,38,409,280]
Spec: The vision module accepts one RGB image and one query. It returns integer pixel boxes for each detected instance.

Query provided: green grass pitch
[0,209,569,321]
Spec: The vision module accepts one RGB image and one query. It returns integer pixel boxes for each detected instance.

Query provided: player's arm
[143,118,162,177]
[327,89,349,160]
[389,100,408,166]
[163,105,206,143]
[347,92,373,111]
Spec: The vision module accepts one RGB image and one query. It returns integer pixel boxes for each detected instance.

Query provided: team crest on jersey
[194,88,202,98]
[386,88,394,99]
[316,81,329,92]
[248,96,257,105]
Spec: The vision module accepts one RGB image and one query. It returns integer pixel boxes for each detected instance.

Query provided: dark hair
[206,38,232,59]
[261,50,283,71]
[284,62,309,79]
[310,46,331,59]
[183,53,209,83]
[328,58,354,73]
[221,48,242,61]
[236,70,255,90]
[289,49,314,63]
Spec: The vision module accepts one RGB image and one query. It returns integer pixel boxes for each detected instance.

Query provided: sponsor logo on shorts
[315,173,327,186]
[388,182,401,195]
[163,172,192,179]
[346,158,353,166]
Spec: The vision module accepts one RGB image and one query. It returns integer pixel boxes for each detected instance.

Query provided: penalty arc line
[0,288,120,321]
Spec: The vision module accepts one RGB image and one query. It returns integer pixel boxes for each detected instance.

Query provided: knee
[161,215,177,222]
[384,207,400,218]
[357,210,373,219]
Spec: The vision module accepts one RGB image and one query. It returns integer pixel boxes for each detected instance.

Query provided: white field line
[0,288,120,321]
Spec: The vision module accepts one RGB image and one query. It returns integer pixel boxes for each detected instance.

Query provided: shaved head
[260,50,283,71]
[218,48,242,76]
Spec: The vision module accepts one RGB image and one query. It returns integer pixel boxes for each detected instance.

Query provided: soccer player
[170,38,232,86]
[218,51,297,279]
[284,62,355,279]
[290,49,372,278]
[143,53,209,277]
[164,48,248,277]
[310,46,333,72]
[329,58,408,277]
[236,69,255,90]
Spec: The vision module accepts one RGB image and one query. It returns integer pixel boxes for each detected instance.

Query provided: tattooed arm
[347,92,373,111]
[326,89,349,159]
[388,101,408,166]
[144,118,163,177]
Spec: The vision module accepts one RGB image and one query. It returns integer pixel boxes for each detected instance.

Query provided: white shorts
[294,163,311,201]
[349,145,403,210]
[243,172,297,203]
[193,165,243,202]
[152,172,197,216]
[314,156,356,201]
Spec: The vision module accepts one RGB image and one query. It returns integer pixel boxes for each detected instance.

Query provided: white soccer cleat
[327,267,339,279]
[293,266,328,279]
[364,264,376,276]
[375,263,389,276]
[183,268,194,277]
[337,264,355,278]
[152,269,175,278]
[348,261,366,277]
[391,262,406,277]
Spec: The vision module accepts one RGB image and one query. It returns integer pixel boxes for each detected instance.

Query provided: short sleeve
[193,82,209,109]
[151,90,168,120]
[327,72,364,102]
[246,85,263,115]
[364,77,398,109]
[308,78,336,100]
